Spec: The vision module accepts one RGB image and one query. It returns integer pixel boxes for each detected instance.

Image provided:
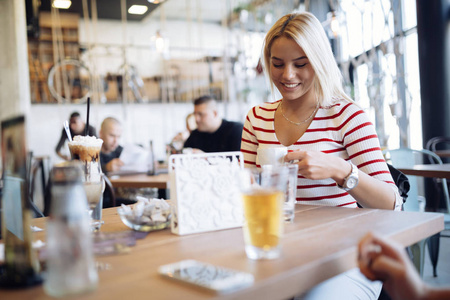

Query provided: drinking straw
[85,97,90,136]
[63,120,72,142]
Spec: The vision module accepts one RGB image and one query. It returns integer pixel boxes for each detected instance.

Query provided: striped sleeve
[241,109,258,167]
[241,101,282,168]
[337,102,403,210]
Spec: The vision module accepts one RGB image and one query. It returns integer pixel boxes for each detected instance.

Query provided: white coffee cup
[257,146,288,166]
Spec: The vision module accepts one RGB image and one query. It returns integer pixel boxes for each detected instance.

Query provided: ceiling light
[148,0,166,3]
[128,5,148,15]
[52,0,72,9]
[330,12,340,37]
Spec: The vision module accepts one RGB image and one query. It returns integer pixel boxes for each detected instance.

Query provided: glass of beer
[240,166,288,260]
[68,136,105,230]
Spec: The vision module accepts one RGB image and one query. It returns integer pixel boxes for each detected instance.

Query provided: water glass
[283,164,298,223]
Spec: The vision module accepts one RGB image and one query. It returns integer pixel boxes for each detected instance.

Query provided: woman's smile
[282,82,300,88]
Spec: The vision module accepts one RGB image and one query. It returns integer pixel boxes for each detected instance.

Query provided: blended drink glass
[240,166,288,260]
[68,136,104,229]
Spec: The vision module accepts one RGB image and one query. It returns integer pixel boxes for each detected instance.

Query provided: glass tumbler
[240,166,288,260]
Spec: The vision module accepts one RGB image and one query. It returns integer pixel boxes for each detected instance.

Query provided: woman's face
[269,36,315,102]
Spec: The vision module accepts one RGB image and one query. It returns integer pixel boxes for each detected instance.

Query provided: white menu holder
[169,151,244,235]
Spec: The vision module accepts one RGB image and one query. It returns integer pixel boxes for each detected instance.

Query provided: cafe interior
[0,0,449,299]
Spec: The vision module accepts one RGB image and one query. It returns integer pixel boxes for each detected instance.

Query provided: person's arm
[55,128,70,161]
[104,158,124,172]
[183,132,194,149]
[227,122,244,152]
[240,111,258,168]
[101,147,123,173]
[284,104,400,210]
[182,130,204,153]
[284,151,397,209]
[358,232,450,300]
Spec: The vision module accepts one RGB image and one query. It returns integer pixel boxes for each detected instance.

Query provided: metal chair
[27,152,49,218]
[426,136,450,154]
[426,136,450,212]
[387,148,450,277]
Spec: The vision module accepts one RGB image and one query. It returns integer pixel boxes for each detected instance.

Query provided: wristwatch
[337,161,359,191]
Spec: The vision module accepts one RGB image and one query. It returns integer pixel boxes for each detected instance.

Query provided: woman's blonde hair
[262,12,352,106]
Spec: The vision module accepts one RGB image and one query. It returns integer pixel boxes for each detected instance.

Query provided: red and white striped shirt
[241,99,402,209]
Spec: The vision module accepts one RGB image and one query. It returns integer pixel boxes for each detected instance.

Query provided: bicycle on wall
[47,57,93,104]
[47,56,148,104]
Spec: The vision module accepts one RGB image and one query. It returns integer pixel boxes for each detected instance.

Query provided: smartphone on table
[158,259,254,294]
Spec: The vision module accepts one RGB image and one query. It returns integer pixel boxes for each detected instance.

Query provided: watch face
[347,177,358,189]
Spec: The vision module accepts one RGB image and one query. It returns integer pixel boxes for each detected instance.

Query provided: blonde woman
[240,12,403,299]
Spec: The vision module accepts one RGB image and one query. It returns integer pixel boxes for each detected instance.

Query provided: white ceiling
[145,0,255,24]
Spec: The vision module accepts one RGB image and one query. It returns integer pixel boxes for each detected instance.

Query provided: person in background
[55,111,96,160]
[183,95,243,153]
[168,113,197,154]
[359,232,450,300]
[99,117,124,173]
[240,12,403,299]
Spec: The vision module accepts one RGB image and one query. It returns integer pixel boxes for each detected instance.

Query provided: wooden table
[397,163,450,179]
[1,204,443,299]
[108,173,170,189]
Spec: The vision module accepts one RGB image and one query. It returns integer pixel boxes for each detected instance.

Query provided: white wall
[0,0,30,121]
[78,18,231,78]
[0,0,31,172]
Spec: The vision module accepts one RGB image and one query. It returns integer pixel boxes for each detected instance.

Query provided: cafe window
[335,0,421,149]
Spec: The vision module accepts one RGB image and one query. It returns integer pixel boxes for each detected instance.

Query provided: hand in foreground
[105,158,124,172]
[358,232,428,300]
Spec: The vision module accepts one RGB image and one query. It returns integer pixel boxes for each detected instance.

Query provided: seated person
[99,117,124,208]
[183,95,243,153]
[359,232,450,300]
[168,113,196,154]
[99,117,124,173]
[99,117,159,206]
[55,111,96,160]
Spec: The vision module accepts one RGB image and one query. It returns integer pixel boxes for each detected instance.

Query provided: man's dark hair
[70,112,81,119]
[194,95,215,106]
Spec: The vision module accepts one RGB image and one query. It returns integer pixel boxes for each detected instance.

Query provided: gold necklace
[279,99,320,126]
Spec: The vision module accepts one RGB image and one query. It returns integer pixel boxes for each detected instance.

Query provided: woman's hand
[284,150,398,210]
[284,150,350,184]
